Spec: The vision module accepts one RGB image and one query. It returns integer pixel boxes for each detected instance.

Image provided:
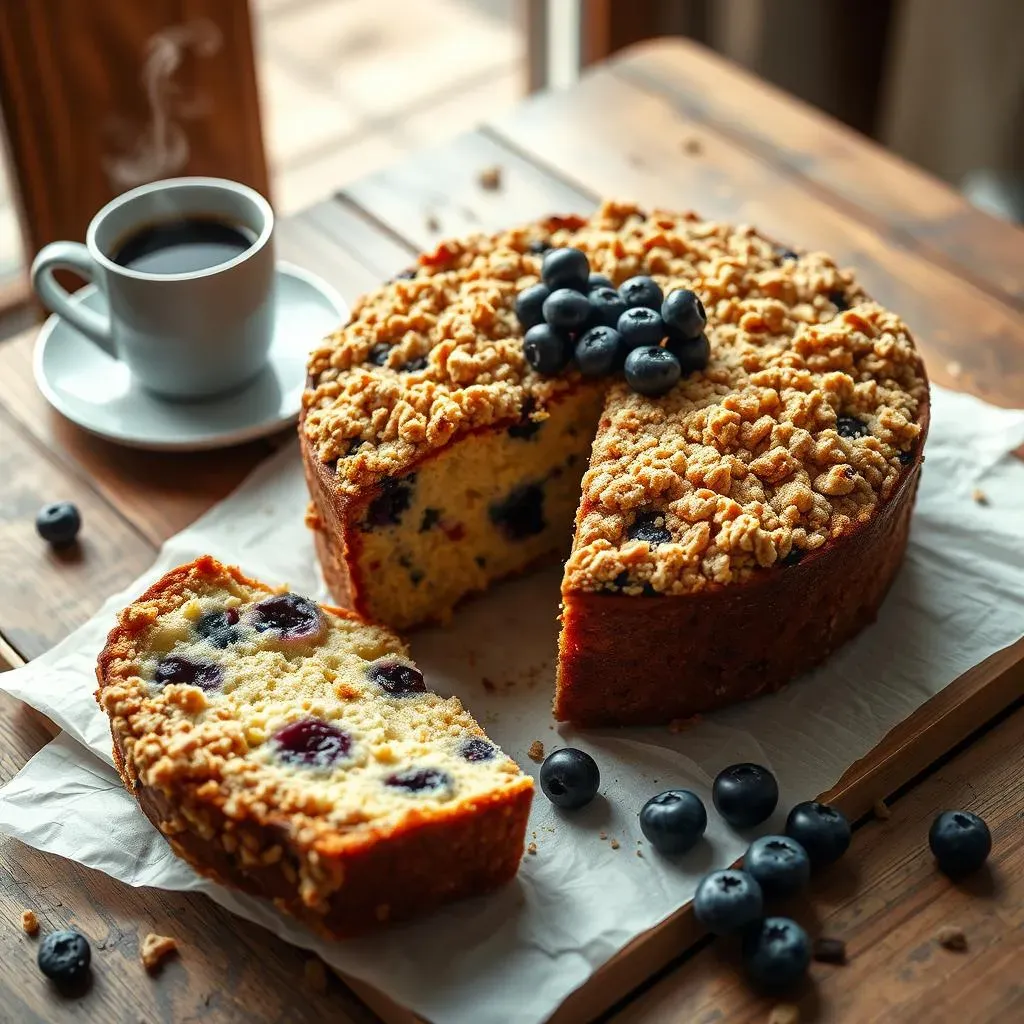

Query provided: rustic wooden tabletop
[1,38,1022,1024]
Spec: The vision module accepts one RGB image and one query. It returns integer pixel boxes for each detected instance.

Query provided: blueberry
[365,474,416,527]
[576,326,624,377]
[460,737,496,762]
[713,763,779,828]
[929,810,991,879]
[693,869,764,935]
[35,502,81,547]
[489,483,545,540]
[400,355,428,372]
[541,247,590,292]
[829,290,850,311]
[586,287,628,329]
[251,593,323,641]
[37,929,91,987]
[898,449,915,466]
[785,801,851,867]
[515,282,551,330]
[619,275,663,311]
[539,748,600,810]
[742,917,811,991]
[395,266,418,280]
[664,332,711,374]
[367,343,391,366]
[617,307,666,349]
[624,346,681,397]
[523,323,572,376]
[836,414,870,439]
[272,717,352,768]
[588,272,614,291]
[661,289,707,340]
[367,658,427,696]
[194,608,241,649]
[528,239,552,254]
[385,767,452,794]
[744,835,811,897]
[627,511,672,547]
[154,656,222,691]
[543,288,591,333]
[781,547,805,566]
[639,789,708,855]
[777,248,800,262]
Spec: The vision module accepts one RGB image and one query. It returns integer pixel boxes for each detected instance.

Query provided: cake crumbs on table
[972,488,990,505]
[141,933,178,972]
[304,956,328,993]
[682,136,703,155]
[526,842,538,856]
[478,165,502,190]
[425,213,440,232]
[609,838,621,850]
[528,740,546,763]
[873,798,892,820]
[937,925,968,951]
[636,849,644,858]
[599,830,608,841]
[768,1004,800,1024]
[20,909,38,935]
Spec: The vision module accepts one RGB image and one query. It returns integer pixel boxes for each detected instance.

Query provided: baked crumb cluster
[303,201,926,594]
[96,559,527,910]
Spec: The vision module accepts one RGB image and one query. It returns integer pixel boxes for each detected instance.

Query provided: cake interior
[122,566,529,837]
[351,385,604,629]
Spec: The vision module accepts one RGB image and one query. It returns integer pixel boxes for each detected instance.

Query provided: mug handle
[31,242,117,359]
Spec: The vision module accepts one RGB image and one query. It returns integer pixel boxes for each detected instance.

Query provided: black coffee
[112,216,255,274]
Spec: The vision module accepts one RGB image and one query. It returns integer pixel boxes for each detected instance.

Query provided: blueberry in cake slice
[96,556,533,936]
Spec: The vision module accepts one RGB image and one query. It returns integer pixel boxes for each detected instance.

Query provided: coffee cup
[31,177,275,400]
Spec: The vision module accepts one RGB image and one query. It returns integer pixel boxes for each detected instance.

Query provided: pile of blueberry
[516,247,710,397]
[536,749,994,993]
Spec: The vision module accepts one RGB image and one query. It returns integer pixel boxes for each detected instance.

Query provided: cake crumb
[946,359,963,379]
[141,933,178,972]
[481,677,496,693]
[812,936,847,964]
[528,740,545,763]
[768,1004,799,1024]
[937,925,967,952]
[636,849,644,858]
[20,909,38,935]
[873,798,892,820]
[425,213,440,232]
[610,838,621,850]
[682,137,702,155]
[478,165,502,190]
[669,715,702,733]
[526,842,537,856]
[599,830,608,841]
[304,956,328,993]
[972,488,989,505]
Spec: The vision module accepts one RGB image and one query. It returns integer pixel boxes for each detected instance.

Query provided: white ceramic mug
[31,177,276,400]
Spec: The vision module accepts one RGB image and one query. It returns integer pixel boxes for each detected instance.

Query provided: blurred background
[1,0,1021,339]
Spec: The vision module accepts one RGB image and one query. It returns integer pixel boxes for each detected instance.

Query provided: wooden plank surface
[0,35,1022,1024]
[612,39,1024,309]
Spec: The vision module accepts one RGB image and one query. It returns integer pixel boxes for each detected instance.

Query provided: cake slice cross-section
[96,556,533,936]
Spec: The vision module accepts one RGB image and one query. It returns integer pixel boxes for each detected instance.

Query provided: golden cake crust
[96,556,532,935]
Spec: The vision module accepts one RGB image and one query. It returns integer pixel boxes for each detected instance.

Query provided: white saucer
[34,261,348,452]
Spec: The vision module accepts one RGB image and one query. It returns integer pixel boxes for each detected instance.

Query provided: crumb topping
[141,933,178,971]
[20,909,38,935]
[303,201,927,594]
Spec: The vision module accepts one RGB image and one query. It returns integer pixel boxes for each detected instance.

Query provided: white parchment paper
[1,385,1023,1024]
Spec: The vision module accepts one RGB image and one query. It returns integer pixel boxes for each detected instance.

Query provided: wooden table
[2,39,1023,1023]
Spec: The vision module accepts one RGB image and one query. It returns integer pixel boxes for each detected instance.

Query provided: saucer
[34,261,348,451]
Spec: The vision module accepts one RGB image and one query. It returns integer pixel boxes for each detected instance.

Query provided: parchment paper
[2,385,1023,1024]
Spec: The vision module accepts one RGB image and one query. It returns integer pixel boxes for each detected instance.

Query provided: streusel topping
[303,201,927,594]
